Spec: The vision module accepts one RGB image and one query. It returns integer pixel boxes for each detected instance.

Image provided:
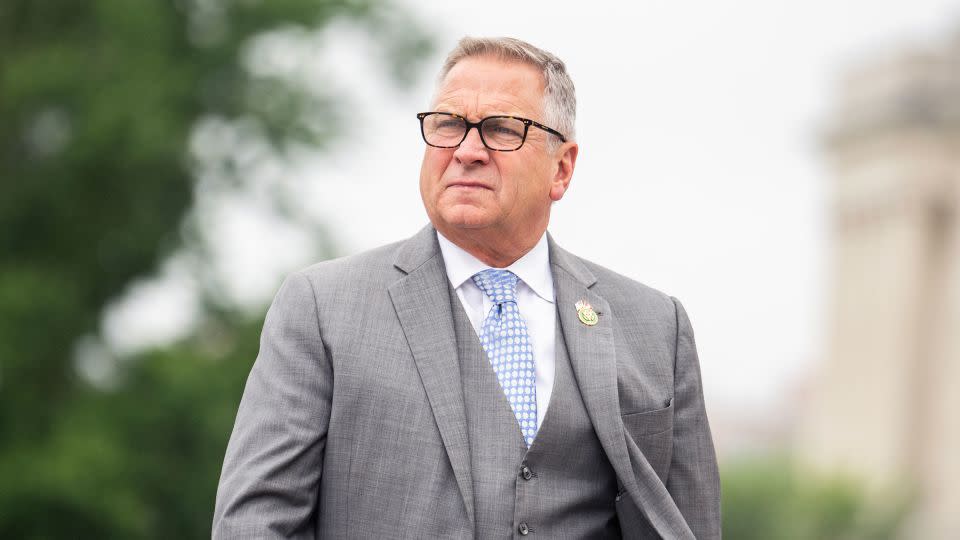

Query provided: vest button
[520,465,533,480]
[518,522,530,535]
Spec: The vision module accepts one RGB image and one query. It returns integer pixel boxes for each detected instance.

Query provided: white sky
[103,1,960,409]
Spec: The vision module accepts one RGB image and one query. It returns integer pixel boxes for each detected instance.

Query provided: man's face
[419,56,574,246]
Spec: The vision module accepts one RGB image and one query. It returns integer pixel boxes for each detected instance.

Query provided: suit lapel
[549,235,693,540]
[550,249,638,494]
[388,226,475,528]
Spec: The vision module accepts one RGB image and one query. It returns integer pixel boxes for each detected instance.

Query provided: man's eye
[435,120,462,129]
[488,124,521,137]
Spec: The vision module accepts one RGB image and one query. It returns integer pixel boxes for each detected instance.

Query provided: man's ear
[549,142,578,202]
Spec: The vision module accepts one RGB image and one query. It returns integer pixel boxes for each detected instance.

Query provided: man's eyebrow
[433,107,524,119]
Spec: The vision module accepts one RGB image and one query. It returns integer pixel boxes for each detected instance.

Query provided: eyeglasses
[416,111,567,152]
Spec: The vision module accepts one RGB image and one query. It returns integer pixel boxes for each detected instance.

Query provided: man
[213,37,720,539]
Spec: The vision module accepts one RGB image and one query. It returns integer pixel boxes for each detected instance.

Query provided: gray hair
[435,36,577,142]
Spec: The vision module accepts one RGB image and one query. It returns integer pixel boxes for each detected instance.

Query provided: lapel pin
[576,299,599,326]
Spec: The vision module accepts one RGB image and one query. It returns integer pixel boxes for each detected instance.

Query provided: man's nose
[453,125,490,165]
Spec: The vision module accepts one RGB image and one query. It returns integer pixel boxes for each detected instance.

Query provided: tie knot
[472,269,519,304]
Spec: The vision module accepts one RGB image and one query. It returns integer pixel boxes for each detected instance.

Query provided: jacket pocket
[621,399,674,481]
[621,398,673,437]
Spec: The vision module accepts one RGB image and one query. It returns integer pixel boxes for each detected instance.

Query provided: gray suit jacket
[213,225,721,539]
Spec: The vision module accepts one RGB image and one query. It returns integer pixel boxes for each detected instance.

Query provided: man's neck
[435,225,545,268]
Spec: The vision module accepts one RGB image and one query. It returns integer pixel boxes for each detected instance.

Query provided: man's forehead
[433,56,545,117]
[433,92,538,117]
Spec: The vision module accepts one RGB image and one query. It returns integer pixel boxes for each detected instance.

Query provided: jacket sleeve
[666,296,722,539]
[213,271,332,539]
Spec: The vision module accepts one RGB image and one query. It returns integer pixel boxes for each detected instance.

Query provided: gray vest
[451,290,621,538]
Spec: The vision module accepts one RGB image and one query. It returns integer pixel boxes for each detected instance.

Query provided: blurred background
[2,0,958,538]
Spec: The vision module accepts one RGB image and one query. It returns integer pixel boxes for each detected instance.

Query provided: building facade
[798,29,960,538]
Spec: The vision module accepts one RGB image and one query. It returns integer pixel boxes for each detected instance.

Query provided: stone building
[798,28,960,538]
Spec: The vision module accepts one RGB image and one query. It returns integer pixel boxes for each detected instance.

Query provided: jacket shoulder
[280,239,407,309]
[302,241,403,279]
[575,256,679,317]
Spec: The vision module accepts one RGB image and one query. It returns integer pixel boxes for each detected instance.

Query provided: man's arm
[666,297,722,539]
[213,271,332,539]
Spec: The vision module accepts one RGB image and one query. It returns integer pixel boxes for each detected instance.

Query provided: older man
[213,37,720,539]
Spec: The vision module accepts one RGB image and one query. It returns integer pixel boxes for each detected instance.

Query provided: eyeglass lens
[422,114,526,150]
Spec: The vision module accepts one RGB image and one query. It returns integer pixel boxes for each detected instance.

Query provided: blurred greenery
[721,455,912,540]
[0,0,430,537]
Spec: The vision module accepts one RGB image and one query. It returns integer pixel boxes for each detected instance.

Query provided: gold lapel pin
[576,300,599,326]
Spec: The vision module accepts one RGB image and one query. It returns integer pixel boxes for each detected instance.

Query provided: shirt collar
[436,230,555,303]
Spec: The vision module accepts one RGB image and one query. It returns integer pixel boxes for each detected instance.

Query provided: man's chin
[435,206,496,231]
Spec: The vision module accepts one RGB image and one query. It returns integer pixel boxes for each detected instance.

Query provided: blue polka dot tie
[472,269,538,447]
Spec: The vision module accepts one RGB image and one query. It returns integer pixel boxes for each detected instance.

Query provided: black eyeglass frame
[416,111,567,152]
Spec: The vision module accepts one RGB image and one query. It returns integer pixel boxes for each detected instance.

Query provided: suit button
[520,465,533,481]
[518,522,530,535]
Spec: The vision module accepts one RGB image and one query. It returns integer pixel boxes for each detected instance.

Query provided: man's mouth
[447,180,492,190]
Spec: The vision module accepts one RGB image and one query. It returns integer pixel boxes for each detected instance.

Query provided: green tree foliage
[722,456,912,540]
[0,1,430,536]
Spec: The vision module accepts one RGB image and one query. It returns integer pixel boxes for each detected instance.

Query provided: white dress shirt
[436,231,556,429]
